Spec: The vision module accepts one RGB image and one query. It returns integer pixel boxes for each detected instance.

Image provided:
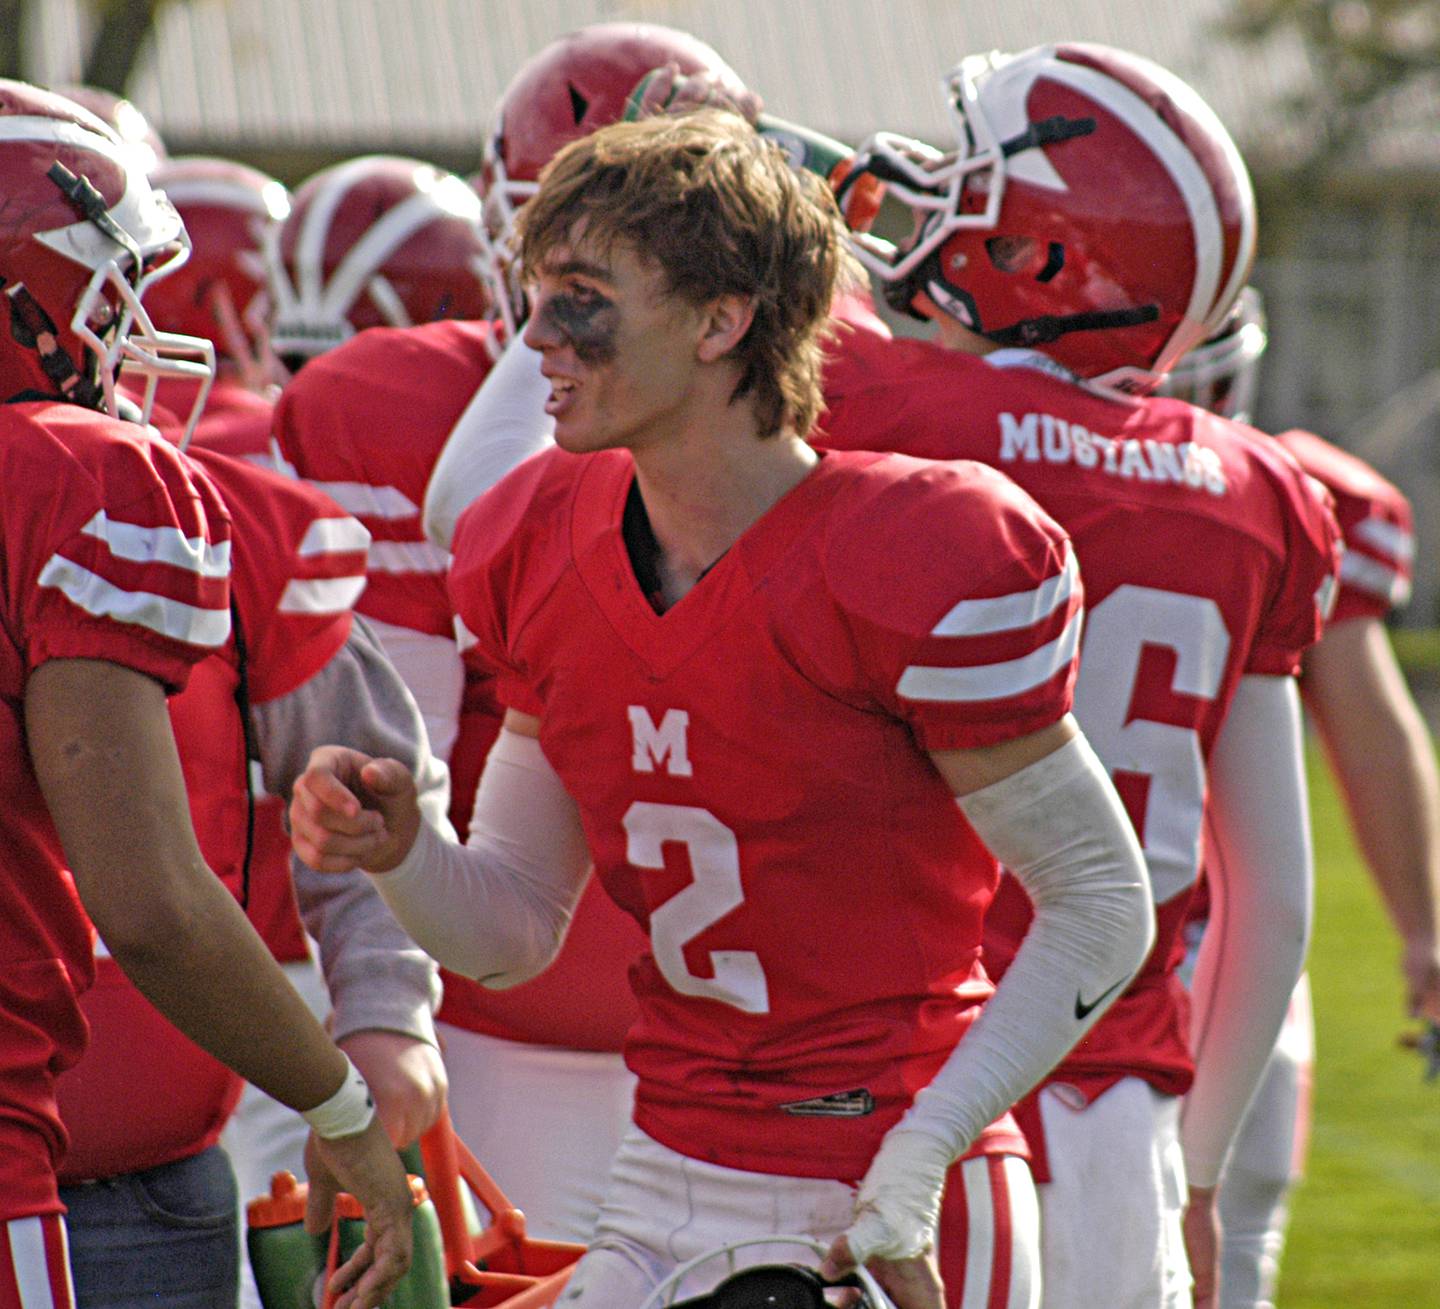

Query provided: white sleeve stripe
[1001,1156,1039,1309]
[278,574,367,614]
[7,1216,58,1309]
[453,613,478,652]
[931,547,1078,637]
[80,510,230,577]
[1339,552,1412,605]
[898,610,1083,703]
[959,1158,998,1309]
[305,480,418,520]
[368,540,451,574]
[1352,516,1414,563]
[38,556,231,646]
[297,515,371,556]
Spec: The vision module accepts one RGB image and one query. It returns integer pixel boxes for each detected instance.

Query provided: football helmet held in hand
[640,1236,895,1309]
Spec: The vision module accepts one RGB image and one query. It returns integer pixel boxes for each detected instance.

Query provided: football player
[289,109,1155,1309]
[272,23,767,1245]
[817,42,1342,1309]
[54,436,450,1309]
[1160,287,1438,1308]
[93,152,454,1298]
[0,80,410,1309]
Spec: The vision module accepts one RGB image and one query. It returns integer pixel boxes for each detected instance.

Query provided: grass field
[1273,739,1440,1306]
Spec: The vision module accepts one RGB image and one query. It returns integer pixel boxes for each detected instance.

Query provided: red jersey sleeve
[448,449,571,720]
[825,456,1082,751]
[187,448,368,703]
[1276,428,1413,625]
[1241,434,1343,676]
[271,320,497,640]
[10,412,232,691]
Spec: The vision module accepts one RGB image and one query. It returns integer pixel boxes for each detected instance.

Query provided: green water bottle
[246,1170,450,1309]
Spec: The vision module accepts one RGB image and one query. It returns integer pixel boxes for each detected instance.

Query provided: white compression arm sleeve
[1182,675,1312,1187]
[422,337,555,550]
[844,733,1155,1265]
[368,728,592,987]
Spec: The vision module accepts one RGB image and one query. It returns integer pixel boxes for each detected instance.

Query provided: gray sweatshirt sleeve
[250,615,454,1045]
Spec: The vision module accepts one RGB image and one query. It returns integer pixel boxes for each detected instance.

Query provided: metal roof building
[30,0,1319,168]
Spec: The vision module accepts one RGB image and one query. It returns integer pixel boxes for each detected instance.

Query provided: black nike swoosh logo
[1074,976,1128,1021]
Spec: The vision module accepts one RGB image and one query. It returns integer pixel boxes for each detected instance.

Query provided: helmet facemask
[42,160,215,442]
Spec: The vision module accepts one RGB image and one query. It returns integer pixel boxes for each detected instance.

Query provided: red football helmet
[838,43,1256,393]
[146,156,291,390]
[1156,285,1267,423]
[264,154,491,376]
[52,83,167,175]
[477,22,752,338]
[0,79,214,431]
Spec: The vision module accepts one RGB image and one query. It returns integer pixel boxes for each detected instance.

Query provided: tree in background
[1,0,177,92]
[1224,0,1440,170]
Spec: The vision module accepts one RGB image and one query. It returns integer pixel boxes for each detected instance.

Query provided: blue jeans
[61,1146,239,1309]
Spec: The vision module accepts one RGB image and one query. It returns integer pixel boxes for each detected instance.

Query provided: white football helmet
[1155,285,1268,423]
[638,1236,896,1308]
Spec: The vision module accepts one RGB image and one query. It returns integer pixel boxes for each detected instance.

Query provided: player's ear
[695,293,755,364]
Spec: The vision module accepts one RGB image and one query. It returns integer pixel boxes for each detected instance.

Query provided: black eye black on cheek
[540,292,619,366]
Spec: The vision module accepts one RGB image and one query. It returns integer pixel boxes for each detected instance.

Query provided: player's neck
[931,309,998,358]
[631,417,817,608]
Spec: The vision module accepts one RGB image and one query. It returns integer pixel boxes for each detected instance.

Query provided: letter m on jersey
[628,706,693,777]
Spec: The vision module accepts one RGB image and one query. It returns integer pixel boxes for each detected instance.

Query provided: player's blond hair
[517,108,853,438]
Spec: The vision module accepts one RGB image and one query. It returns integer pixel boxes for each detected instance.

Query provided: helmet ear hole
[984,236,1065,283]
[985,234,1041,274]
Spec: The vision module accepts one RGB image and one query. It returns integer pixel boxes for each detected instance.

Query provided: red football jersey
[451,445,1080,1178]
[1274,428,1413,625]
[0,404,231,1219]
[819,332,1341,1115]
[155,375,278,467]
[271,319,497,639]
[56,449,367,1181]
[154,377,314,962]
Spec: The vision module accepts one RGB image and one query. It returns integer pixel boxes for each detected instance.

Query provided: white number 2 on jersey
[1074,586,1231,905]
[623,801,771,1014]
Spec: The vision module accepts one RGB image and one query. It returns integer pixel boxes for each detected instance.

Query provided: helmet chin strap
[985,301,1160,348]
[3,282,105,409]
[885,226,1162,349]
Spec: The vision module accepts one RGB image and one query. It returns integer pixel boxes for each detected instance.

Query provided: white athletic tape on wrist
[845,1130,951,1266]
[301,1057,376,1140]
